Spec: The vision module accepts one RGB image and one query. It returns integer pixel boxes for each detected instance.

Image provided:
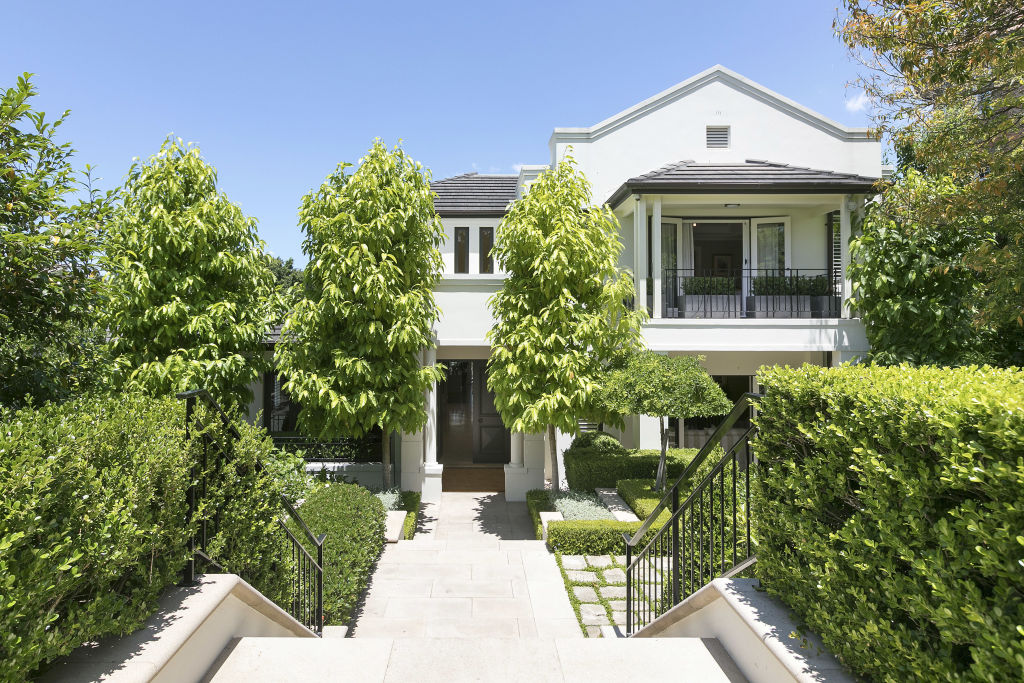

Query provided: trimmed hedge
[0,392,293,679]
[290,481,385,625]
[400,491,421,540]
[754,364,1024,682]
[527,489,554,539]
[616,478,663,520]
[546,519,653,555]
[563,433,699,491]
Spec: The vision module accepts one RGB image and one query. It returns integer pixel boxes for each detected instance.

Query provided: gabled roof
[431,173,518,217]
[551,65,875,145]
[606,160,880,207]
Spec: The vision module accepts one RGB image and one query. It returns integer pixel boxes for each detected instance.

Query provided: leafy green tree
[268,255,304,324]
[274,141,444,486]
[600,352,730,490]
[839,1,1024,329]
[487,155,646,488]
[0,74,116,408]
[104,138,277,409]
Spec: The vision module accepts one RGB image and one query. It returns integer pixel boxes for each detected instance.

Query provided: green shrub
[569,431,623,452]
[0,392,289,679]
[400,491,421,540]
[546,519,653,555]
[291,482,385,625]
[527,489,554,539]
[564,443,698,491]
[754,364,1024,682]
[682,276,734,295]
[616,478,663,520]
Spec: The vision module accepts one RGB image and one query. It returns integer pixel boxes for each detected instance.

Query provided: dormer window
[706,125,730,149]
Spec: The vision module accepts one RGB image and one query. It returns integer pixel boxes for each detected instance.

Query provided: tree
[274,141,444,486]
[600,352,730,491]
[0,73,116,408]
[268,255,304,324]
[487,155,646,488]
[838,1,1024,329]
[104,138,277,409]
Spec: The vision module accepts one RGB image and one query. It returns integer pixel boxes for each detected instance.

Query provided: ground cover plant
[290,481,386,625]
[552,491,615,521]
[755,364,1024,682]
[0,391,294,679]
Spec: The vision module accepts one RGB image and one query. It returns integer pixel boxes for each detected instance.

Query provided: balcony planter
[684,294,739,318]
[810,295,841,318]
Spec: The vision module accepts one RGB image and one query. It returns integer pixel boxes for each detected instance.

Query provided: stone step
[206,636,739,682]
[595,487,641,522]
[384,510,408,543]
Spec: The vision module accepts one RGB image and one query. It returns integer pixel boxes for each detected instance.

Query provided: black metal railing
[661,268,842,319]
[178,389,325,636]
[272,433,382,462]
[623,393,761,634]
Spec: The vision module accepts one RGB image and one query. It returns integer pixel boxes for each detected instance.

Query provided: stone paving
[558,554,636,637]
[350,492,582,639]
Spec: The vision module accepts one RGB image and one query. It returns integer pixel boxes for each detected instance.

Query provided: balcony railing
[659,268,843,319]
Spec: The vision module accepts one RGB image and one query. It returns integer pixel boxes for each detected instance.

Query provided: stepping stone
[602,569,627,584]
[613,555,627,566]
[607,600,627,612]
[585,626,603,637]
[572,586,598,602]
[561,555,587,571]
[585,555,612,568]
[579,603,609,626]
[385,511,408,543]
[566,570,598,583]
[611,611,627,625]
[538,511,563,541]
[598,586,626,599]
[595,488,641,522]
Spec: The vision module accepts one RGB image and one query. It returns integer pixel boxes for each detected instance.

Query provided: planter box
[683,294,741,318]
[810,295,841,318]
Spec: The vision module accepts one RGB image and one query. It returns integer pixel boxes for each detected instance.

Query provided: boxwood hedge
[0,392,297,679]
[754,364,1024,682]
[563,433,698,491]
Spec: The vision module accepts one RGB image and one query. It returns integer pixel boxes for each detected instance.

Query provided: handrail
[624,393,761,547]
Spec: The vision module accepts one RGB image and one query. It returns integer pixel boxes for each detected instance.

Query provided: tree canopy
[839,0,1024,330]
[600,351,730,489]
[486,155,646,485]
[274,140,444,480]
[0,73,115,408]
[104,138,276,408]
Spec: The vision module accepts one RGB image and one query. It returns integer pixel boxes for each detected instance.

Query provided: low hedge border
[546,519,653,555]
[616,478,664,521]
[563,435,698,491]
[526,489,554,540]
[400,491,421,540]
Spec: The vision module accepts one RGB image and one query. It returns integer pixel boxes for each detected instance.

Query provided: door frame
[749,216,792,274]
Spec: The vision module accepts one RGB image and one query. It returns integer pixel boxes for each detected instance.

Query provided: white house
[254,65,880,502]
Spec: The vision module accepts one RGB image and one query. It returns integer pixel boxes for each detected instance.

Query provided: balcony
[656,268,843,319]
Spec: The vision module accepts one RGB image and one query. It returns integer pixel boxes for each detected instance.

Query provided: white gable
[548,65,881,204]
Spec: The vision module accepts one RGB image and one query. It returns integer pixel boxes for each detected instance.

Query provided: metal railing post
[316,540,324,635]
[671,486,680,606]
[181,395,196,586]
[625,538,632,635]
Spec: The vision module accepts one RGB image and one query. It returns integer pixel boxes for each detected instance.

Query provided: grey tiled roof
[607,159,880,206]
[431,173,518,217]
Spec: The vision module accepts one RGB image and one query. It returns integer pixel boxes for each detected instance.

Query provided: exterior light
[724,203,740,208]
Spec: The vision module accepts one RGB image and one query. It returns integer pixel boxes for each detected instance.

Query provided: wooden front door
[438,360,510,465]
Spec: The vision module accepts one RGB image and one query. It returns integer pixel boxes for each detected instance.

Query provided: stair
[204,636,744,682]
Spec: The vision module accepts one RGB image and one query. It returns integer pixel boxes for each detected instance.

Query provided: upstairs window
[454,226,469,273]
[706,125,730,149]
[479,226,494,274]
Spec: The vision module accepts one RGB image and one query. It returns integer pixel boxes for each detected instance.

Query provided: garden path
[350,492,582,639]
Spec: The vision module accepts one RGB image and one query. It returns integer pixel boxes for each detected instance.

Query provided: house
[252,65,881,502]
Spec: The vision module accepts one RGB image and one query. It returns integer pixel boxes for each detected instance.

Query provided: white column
[510,432,524,466]
[421,345,442,502]
[839,195,853,317]
[633,197,647,310]
[504,431,542,502]
[652,197,662,319]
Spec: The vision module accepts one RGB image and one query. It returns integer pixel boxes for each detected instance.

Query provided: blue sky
[5,1,873,264]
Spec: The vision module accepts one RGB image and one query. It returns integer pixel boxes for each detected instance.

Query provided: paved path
[350,492,582,639]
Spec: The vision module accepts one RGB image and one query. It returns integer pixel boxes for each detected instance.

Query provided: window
[479,226,494,274]
[454,226,469,273]
[263,372,300,433]
[706,125,730,149]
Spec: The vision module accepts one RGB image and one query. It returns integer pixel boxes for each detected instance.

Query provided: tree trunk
[381,429,392,489]
[547,424,559,491]
[655,416,669,491]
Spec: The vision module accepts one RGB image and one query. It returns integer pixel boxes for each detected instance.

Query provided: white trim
[549,65,874,146]
[750,216,792,271]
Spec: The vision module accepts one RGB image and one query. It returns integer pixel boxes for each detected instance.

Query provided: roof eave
[606,180,881,209]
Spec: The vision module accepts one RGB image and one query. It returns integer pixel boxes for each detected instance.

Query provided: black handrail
[177,389,325,636]
[623,393,761,635]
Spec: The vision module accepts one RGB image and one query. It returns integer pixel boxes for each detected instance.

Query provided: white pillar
[652,197,662,319]
[504,431,541,501]
[421,345,442,502]
[634,197,647,311]
[510,432,524,466]
[839,195,853,317]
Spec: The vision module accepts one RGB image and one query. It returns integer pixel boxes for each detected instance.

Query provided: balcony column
[421,344,442,502]
[839,194,863,317]
[633,196,647,309]
[652,197,663,319]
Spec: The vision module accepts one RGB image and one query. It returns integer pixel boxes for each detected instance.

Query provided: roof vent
[706,125,730,149]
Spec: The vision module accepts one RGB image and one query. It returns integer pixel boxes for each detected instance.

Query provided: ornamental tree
[274,141,444,486]
[600,352,730,491]
[104,138,277,409]
[0,74,116,408]
[487,155,646,488]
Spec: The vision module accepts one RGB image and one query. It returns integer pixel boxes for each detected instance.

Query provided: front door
[438,360,511,465]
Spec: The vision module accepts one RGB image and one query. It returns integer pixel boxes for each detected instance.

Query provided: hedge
[616,478,663,520]
[527,489,554,539]
[400,491,421,540]
[563,433,699,491]
[754,364,1024,682]
[546,519,654,555]
[291,481,385,625]
[0,392,295,679]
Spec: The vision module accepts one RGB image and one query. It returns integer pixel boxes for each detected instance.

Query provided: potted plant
[806,274,840,317]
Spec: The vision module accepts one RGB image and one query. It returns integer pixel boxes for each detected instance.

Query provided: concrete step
[384,511,407,543]
[205,636,742,682]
